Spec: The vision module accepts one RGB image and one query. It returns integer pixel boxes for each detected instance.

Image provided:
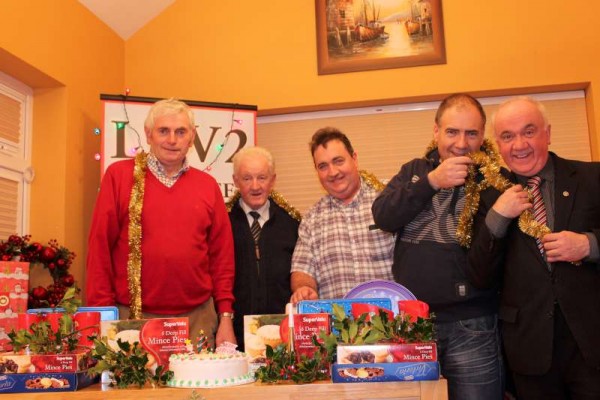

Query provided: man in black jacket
[468,97,600,399]
[228,146,300,351]
[372,94,503,400]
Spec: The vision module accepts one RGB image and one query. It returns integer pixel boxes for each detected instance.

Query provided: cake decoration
[167,332,254,388]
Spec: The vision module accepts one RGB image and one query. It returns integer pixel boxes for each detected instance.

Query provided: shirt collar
[515,155,554,186]
[147,152,189,178]
[329,178,363,208]
[239,198,271,220]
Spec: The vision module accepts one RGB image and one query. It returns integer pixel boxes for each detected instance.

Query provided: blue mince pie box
[0,371,98,393]
[297,298,392,316]
[332,361,440,383]
[27,306,119,321]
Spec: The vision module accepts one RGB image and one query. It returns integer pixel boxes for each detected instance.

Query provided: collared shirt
[291,179,395,299]
[515,157,555,230]
[239,198,271,228]
[146,152,190,188]
[486,158,555,237]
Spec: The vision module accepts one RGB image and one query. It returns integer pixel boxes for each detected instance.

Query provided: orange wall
[0,1,124,288]
[125,0,600,157]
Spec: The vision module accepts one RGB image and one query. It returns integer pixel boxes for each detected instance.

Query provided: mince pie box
[337,343,437,364]
[0,262,30,352]
[293,313,330,360]
[332,361,440,383]
[0,347,94,374]
[243,314,287,363]
[100,317,188,369]
[0,370,97,393]
[297,298,392,316]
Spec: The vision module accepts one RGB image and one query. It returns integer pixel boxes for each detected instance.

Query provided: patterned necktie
[249,211,261,245]
[527,176,547,256]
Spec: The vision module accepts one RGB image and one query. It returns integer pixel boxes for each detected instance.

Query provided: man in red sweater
[86,98,236,346]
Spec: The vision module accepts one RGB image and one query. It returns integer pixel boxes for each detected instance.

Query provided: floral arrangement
[0,234,76,308]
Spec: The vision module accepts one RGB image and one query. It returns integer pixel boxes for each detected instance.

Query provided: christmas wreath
[0,234,76,309]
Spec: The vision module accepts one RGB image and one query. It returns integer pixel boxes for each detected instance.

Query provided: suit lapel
[552,155,577,232]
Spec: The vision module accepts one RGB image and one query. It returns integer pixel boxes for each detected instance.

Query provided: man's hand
[543,231,589,263]
[427,156,473,190]
[290,286,318,304]
[215,315,236,346]
[492,185,532,218]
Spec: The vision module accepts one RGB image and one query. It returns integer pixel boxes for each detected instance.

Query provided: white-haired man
[86,98,236,347]
[228,146,300,351]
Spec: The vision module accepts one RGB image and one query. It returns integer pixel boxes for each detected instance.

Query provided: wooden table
[1,379,448,400]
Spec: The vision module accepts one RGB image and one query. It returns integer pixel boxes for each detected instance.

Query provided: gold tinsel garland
[225,170,384,219]
[425,139,550,247]
[127,151,147,319]
[226,190,302,222]
[359,169,386,192]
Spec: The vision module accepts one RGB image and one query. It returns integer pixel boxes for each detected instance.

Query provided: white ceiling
[78,0,175,40]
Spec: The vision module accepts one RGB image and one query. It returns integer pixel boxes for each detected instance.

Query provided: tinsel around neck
[127,151,148,319]
[226,190,302,222]
[359,169,385,192]
[424,138,550,247]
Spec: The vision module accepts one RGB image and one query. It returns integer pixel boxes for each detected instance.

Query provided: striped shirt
[291,179,395,299]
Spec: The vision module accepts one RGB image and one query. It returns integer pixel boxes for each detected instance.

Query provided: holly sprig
[255,335,335,384]
[8,286,83,354]
[88,338,173,388]
[329,303,435,344]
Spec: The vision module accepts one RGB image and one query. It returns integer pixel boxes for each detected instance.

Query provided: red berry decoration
[31,286,49,300]
[61,274,75,287]
[40,246,57,262]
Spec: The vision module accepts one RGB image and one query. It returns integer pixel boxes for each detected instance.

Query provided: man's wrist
[218,312,234,320]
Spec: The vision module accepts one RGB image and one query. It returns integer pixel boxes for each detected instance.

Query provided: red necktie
[527,176,547,256]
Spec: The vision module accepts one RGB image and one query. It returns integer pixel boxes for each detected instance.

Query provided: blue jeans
[435,314,504,400]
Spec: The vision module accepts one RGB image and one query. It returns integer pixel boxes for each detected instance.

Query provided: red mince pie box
[292,313,330,361]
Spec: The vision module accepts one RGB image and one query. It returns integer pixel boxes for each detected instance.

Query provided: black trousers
[513,304,600,400]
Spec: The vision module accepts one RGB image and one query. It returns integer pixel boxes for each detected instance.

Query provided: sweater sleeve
[85,167,121,306]
[207,181,235,314]
[372,159,438,233]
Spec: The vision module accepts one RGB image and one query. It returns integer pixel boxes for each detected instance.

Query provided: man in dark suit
[228,146,300,351]
[468,96,600,399]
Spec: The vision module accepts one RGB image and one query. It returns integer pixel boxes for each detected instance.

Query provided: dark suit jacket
[229,198,299,351]
[468,153,600,375]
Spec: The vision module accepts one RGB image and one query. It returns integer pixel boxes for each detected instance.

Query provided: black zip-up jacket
[372,149,498,322]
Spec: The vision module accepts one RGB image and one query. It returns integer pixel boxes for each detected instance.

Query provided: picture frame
[316,0,446,75]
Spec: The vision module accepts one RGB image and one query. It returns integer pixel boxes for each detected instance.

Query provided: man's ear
[188,128,197,148]
[433,123,440,141]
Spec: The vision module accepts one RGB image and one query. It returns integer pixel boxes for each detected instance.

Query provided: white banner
[101,97,257,200]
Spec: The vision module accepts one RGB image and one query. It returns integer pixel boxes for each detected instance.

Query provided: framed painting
[316,0,446,75]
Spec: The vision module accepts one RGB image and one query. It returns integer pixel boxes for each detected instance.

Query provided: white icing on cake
[167,351,254,388]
